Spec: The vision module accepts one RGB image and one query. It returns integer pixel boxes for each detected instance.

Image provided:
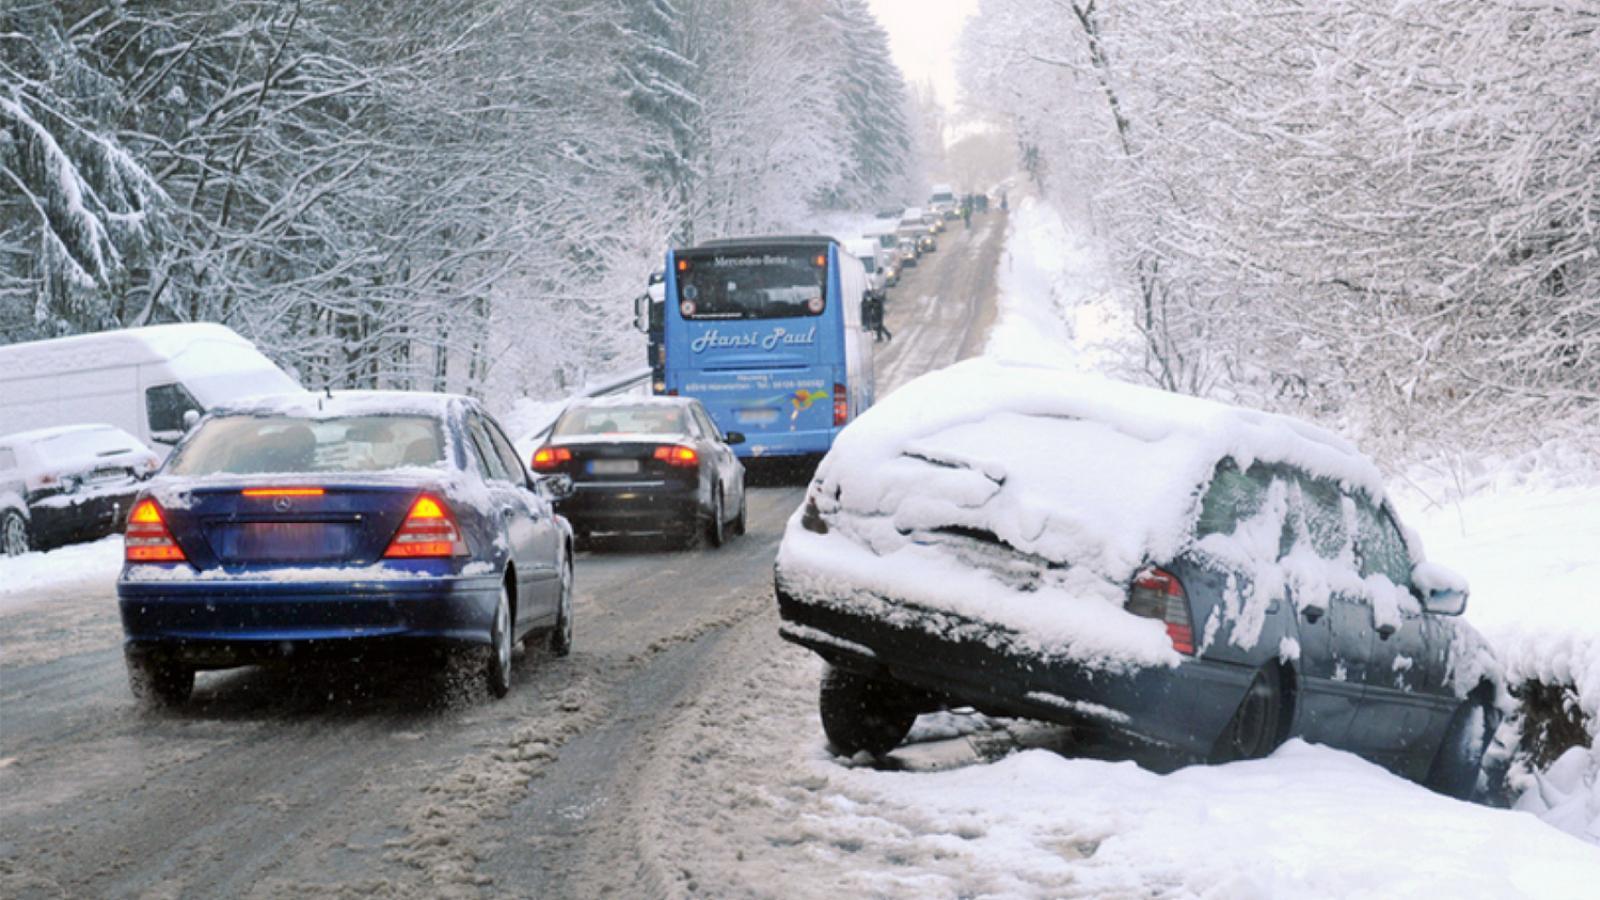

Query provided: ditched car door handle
[1376,624,1396,640]
[1302,607,1324,624]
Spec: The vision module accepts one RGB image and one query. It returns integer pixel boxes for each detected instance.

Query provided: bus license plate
[737,408,780,425]
[589,459,640,475]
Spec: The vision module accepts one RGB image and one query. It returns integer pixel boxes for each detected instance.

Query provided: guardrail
[516,366,653,450]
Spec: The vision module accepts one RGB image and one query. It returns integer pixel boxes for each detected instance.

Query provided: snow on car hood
[777,357,1390,671]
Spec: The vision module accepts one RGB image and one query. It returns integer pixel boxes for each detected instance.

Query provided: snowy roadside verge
[0,536,123,615]
[1398,466,1600,844]
[617,608,1600,898]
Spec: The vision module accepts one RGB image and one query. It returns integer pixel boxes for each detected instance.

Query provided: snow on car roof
[0,323,251,370]
[780,358,1393,671]
[813,356,1385,578]
[208,390,467,419]
[0,423,127,444]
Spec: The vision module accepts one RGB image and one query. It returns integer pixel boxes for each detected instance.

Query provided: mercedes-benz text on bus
[656,236,875,461]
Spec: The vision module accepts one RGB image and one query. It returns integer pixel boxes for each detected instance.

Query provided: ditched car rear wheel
[1211,666,1284,763]
[125,652,194,707]
[819,665,917,756]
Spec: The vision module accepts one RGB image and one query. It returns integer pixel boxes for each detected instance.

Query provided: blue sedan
[117,391,573,705]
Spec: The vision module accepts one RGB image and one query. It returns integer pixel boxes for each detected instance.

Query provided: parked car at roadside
[0,425,159,555]
[775,357,1502,800]
[116,391,573,705]
[533,396,746,549]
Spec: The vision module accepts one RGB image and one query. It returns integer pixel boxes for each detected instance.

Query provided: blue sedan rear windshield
[168,415,445,475]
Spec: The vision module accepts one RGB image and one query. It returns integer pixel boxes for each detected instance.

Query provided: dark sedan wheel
[1426,697,1498,799]
[732,488,747,536]
[2,509,30,557]
[1211,666,1284,763]
[486,583,513,698]
[549,556,573,657]
[704,488,726,549]
[126,652,194,707]
[819,665,917,757]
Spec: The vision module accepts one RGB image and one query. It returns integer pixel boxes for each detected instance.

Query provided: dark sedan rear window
[167,415,445,475]
[552,405,688,437]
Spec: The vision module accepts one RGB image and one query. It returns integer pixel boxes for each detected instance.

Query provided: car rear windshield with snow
[167,415,445,475]
[553,405,688,437]
[676,249,827,320]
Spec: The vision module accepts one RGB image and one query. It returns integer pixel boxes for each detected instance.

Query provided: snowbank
[1398,477,1600,844]
[821,740,1600,897]
[0,536,123,614]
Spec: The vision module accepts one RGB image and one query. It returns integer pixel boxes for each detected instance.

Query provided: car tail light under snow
[384,494,468,558]
[653,444,698,467]
[531,446,572,472]
[125,499,186,563]
[833,383,848,426]
[1127,566,1195,655]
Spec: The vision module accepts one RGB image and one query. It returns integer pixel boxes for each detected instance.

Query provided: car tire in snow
[732,489,747,537]
[2,509,30,557]
[125,652,194,707]
[548,556,574,657]
[818,664,917,756]
[1210,665,1285,763]
[486,582,513,699]
[1425,695,1499,800]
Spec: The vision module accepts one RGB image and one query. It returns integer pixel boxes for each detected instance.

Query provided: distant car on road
[534,397,746,549]
[776,358,1501,800]
[116,391,573,705]
[917,232,938,254]
[0,425,159,556]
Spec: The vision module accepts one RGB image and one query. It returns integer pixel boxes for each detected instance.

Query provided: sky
[866,0,980,110]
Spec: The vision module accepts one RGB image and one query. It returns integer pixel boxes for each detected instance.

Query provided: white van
[0,323,304,454]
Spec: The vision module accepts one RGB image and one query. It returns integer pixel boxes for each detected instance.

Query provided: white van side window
[0,448,15,471]
[146,383,203,434]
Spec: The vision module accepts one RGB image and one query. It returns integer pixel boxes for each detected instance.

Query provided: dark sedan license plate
[589,459,640,476]
[225,522,355,562]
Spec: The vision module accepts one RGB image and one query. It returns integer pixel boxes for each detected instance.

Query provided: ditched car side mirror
[724,431,746,446]
[1412,561,1469,616]
[535,473,574,502]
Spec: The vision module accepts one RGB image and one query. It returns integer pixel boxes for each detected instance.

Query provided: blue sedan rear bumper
[118,567,502,668]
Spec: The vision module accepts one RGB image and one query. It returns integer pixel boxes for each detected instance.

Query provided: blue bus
[651,236,875,460]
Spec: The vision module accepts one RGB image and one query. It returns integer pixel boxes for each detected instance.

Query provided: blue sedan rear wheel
[126,652,194,707]
[486,584,512,698]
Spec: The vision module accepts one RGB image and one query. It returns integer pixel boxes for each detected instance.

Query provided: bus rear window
[675,250,827,320]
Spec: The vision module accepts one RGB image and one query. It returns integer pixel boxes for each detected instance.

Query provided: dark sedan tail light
[1128,566,1195,655]
[125,499,186,563]
[383,494,468,558]
[653,444,699,468]
[833,383,848,426]
[531,446,572,472]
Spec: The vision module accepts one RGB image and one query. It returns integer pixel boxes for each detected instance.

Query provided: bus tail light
[833,383,848,426]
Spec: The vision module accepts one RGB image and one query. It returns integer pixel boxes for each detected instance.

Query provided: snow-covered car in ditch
[116,391,573,705]
[0,424,160,555]
[774,358,1502,798]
